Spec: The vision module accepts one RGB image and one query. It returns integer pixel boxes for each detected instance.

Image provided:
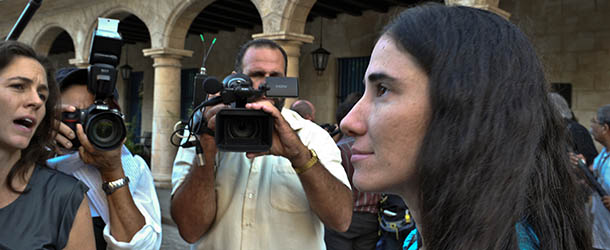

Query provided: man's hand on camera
[75,123,123,176]
[244,100,310,166]
[54,104,77,150]
[199,103,229,162]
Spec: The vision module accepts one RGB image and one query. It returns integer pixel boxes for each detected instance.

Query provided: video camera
[62,18,126,151]
[195,73,298,152]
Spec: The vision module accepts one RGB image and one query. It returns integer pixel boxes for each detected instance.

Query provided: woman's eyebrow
[367,72,396,83]
[6,76,34,83]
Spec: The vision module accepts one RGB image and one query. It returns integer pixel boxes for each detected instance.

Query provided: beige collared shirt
[172,108,350,250]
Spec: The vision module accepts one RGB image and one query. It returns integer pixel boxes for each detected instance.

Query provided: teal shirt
[403,223,539,250]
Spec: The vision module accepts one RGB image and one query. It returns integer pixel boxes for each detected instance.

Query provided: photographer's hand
[75,123,123,176]
[54,104,77,151]
[569,152,586,169]
[244,100,309,164]
[244,100,353,232]
[171,102,227,243]
[200,103,230,160]
[75,123,146,242]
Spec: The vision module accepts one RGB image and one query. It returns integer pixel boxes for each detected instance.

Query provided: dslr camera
[198,74,298,152]
[62,18,126,151]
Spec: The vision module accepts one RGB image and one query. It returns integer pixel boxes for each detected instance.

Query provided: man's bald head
[290,99,316,121]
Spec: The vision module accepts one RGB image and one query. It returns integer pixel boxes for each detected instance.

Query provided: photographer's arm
[245,102,353,232]
[75,124,146,243]
[171,133,217,243]
[171,104,226,243]
[291,149,353,232]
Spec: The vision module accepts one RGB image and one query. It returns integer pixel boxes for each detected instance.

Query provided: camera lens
[215,108,273,152]
[228,119,259,139]
[92,119,116,142]
[86,111,126,150]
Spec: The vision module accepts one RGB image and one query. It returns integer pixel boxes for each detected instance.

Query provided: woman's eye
[10,83,25,90]
[38,93,47,102]
[376,84,389,97]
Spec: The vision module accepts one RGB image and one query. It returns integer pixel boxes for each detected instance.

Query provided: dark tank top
[0,165,88,250]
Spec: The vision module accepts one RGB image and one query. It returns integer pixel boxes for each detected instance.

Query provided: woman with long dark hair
[0,40,94,249]
[340,4,592,250]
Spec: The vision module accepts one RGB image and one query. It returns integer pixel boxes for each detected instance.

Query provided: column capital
[68,58,89,68]
[445,0,510,20]
[143,47,193,68]
[142,47,193,59]
[252,32,314,45]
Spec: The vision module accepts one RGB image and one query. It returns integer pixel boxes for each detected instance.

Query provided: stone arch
[78,5,154,63]
[162,0,216,49]
[250,0,316,34]
[31,24,76,56]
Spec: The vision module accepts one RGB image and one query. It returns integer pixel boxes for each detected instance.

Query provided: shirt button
[247,193,255,199]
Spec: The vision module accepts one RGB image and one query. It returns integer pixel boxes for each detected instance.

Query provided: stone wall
[182,27,262,79]
[298,8,405,124]
[501,0,610,138]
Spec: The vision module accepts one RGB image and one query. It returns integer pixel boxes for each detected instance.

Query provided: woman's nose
[25,89,44,109]
[340,101,366,137]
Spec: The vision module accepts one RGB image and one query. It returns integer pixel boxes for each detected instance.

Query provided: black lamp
[311,17,330,75]
[120,46,133,81]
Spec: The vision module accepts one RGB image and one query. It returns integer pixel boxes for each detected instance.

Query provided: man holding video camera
[48,68,162,250]
[171,39,353,249]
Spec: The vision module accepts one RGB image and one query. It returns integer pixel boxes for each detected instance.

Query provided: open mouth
[14,118,35,129]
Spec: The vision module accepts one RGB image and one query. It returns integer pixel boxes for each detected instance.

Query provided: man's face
[591,116,607,143]
[61,84,94,109]
[240,46,286,108]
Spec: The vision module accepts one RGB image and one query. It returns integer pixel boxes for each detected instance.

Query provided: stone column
[68,58,90,68]
[445,0,511,19]
[252,32,314,108]
[142,47,193,188]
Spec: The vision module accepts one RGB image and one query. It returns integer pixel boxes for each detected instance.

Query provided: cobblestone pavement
[161,223,190,250]
[158,187,190,250]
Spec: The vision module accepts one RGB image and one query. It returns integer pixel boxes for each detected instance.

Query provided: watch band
[102,176,130,195]
[294,148,318,174]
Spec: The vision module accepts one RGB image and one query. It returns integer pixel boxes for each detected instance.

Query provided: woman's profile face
[0,56,48,151]
[340,35,430,194]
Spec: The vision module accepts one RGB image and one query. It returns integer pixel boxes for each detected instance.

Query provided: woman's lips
[350,153,371,163]
[350,147,373,163]
[14,123,34,133]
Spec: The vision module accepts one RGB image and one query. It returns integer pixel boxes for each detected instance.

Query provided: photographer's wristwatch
[102,176,130,195]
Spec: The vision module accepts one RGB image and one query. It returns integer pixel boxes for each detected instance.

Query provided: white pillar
[143,47,193,188]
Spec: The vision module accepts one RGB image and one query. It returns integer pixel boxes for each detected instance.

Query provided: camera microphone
[203,77,222,95]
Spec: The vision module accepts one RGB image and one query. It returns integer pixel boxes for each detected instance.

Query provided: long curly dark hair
[384,4,591,249]
[0,40,60,193]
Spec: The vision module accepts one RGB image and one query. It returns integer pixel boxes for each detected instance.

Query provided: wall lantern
[311,17,330,75]
[120,46,133,81]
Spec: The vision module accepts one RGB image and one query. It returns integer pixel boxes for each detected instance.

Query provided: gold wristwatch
[294,148,318,174]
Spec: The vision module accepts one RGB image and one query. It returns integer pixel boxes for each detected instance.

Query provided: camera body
[62,104,126,151]
[61,18,126,151]
[202,73,298,152]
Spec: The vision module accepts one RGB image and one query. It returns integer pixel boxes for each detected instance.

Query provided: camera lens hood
[84,109,126,151]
